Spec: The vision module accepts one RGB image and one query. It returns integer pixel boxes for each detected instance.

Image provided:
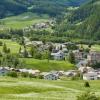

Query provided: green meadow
[0,12,49,29]
[78,44,100,51]
[0,77,100,100]
[0,39,20,54]
[22,58,74,71]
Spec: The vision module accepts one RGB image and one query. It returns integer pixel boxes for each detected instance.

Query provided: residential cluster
[23,20,55,32]
[1,39,100,81]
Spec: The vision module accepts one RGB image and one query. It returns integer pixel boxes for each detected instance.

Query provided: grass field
[0,77,100,100]
[0,12,49,29]
[22,58,75,71]
[91,45,100,51]
[0,39,20,54]
[78,44,100,51]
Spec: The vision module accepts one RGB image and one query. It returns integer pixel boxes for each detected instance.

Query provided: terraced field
[0,77,100,100]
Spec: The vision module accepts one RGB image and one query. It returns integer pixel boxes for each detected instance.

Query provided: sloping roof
[76,60,88,68]
[51,50,64,56]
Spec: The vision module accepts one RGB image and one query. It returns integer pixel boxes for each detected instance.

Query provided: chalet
[28,70,40,75]
[34,22,49,29]
[50,71,63,76]
[19,69,40,76]
[83,71,98,80]
[87,51,100,65]
[32,41,43,46]
[25,42,32,46]
[42,72,59,80]
[62,48,68,54]
[54,43,66,51]
[73,50,84,63]
[64,70,77,77]
[51,50,64,60]
[76,60,88,68]
[63,42,75,46]
[78,66,94,73]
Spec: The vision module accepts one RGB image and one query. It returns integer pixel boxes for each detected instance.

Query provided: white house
[51,50,64,60]
[28,70,40,75]
[19,69,40,75]
[83,71,98,80]
[78,66,94,73]
[73,50,84,62]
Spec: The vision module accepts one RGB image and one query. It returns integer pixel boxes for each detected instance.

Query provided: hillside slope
[73,0,100,40]
[0,0,27,18]
[0,0,87,18]
[55,0,100,41]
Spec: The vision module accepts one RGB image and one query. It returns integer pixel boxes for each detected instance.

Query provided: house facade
[51,50,64,60]
[87,51,100,65]
[72,50,84,63]
[83,72,98,80]
[41,72,59,80]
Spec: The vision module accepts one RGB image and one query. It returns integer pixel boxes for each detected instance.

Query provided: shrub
[29,73,35,78]
[77,91,99,100]
[0,41,3,46]
[84,81,90,88]
[21,72,29,78]
[0,52,2,57]
[7,71,18,78]
[38,74,43,79]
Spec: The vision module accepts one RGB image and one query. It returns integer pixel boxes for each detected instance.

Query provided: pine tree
[23,47,28,58]
[84,81,90,87]
[19,46,22,54]
[3,43,8,53]
[68,51,75,64]
[30,46,35,57]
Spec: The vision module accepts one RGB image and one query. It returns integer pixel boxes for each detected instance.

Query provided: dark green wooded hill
[73,0,100,40]
[0,0,87,18]
[0,0,27,18]
[55,0,100,41]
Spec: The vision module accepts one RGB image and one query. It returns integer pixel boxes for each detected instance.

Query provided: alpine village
[0,0,100,100]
